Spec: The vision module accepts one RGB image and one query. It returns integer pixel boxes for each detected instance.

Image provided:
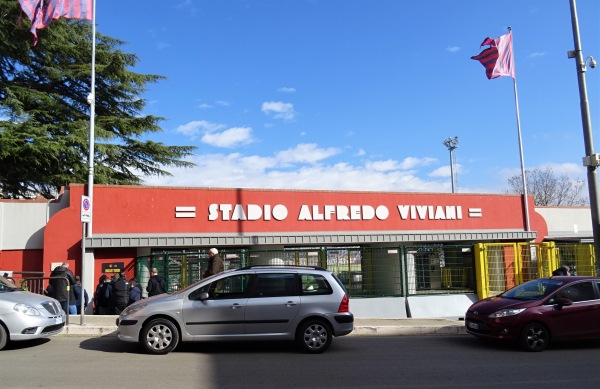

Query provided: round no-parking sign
[81,195,92,223]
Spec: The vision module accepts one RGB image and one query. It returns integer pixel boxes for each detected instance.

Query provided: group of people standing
[48,248,224,316]
[93,273,148,315]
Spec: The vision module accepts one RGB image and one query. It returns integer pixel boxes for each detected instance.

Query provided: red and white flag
[471,31,515,79]
[19,0,93,45]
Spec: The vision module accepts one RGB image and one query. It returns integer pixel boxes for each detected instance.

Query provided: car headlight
[121,303,148,316]
[488,308,526,318]
[14,303,41,316]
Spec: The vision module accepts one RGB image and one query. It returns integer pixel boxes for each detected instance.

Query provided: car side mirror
[199,292,209,301]
[555,297,573,307]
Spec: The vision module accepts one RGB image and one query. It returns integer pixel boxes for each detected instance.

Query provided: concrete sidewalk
[60,315,467,337]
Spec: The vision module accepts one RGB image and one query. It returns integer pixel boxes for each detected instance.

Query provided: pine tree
[0,0,195,198]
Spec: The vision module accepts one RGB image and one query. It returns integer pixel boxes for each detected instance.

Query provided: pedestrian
[73,276,89,314]
[146,267,166,297]
[128,278,142,305]
[203,248,224,278]
[50,262,77,314]
[552,265,571,276]
[111,272,130,314]
[93,275,112,315]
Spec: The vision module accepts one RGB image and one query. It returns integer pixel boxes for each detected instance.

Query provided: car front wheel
[0,324,7,350]
[141,318,179,355]
[520,322,549,352]
[296,319,332,354]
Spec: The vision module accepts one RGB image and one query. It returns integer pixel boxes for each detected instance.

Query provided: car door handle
[231,303,243,309]
[285,301,297,307]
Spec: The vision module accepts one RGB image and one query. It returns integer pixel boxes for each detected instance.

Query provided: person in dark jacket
[146,268,166,297]
[50,262,77,314]
[203,248,224,278]
[73,276,89,314]
[111,272,130,314]
[94,275,112,315]
[128,278,142,305]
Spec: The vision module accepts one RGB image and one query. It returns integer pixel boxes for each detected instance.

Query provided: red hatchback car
[465,276,600,351]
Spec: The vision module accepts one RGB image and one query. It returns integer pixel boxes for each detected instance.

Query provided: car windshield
[501,278,565,301]
[0,276,21,292]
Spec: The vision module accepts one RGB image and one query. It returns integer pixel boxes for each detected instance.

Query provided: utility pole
[443,136,459,193]
[568,0,600,269]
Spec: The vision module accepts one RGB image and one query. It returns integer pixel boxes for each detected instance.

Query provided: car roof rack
[237,265,327,271]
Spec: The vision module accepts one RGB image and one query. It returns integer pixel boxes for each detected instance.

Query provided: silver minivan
[117,266,353,354]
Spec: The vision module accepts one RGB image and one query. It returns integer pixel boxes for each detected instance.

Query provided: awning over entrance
[85,230,537,248]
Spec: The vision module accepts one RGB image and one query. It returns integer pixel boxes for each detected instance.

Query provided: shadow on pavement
[3,338,50,351]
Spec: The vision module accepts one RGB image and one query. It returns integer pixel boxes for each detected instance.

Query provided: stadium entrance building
[0,183,574,318]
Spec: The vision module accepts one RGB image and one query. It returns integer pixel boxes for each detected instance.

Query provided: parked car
[465,276,600,351]
[0,276,66,350]
[117,266,354,354]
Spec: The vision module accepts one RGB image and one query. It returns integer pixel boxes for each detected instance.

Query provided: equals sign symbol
[468,208,482,218]
[175,206,196,218]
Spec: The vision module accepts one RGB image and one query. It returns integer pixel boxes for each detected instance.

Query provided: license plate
[467,321,479,330]
[54,316,64,325]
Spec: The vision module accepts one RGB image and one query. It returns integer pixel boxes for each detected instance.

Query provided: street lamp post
[568,0,600,268]
[443,136,459,193]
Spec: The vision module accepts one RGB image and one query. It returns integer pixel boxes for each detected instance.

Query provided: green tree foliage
[506,167,588,206]
[0,1,196,198]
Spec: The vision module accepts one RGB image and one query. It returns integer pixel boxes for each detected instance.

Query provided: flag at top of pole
[19,0,93,45]
[471,30,516,79]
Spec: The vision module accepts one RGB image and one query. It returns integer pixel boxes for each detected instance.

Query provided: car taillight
[338,294,349,312]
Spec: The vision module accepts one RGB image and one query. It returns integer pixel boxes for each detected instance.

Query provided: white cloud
[366,160,401,172]
[398,156,437,170]
[446,46,460,53]
[528,52,545,59]
[261,101,296,121]
[202,127,253,148]
[277,87,297,93]
[275,143,340,164]
[142,151,449,192]
[175,120,224,137]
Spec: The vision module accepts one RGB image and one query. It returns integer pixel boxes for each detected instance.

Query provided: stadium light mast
[568,0,600,266]
[443,136,459,193]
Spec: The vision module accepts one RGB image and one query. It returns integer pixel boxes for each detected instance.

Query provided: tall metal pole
[86,0,96,238]
[82,0,97,323]
[442,137,459,193]
[568,0,600,265]
[507,27,531,232]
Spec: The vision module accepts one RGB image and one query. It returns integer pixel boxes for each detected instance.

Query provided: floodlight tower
[443,136,459,193]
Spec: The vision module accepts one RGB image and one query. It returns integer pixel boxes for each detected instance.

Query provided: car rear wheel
[296,319,332,354]
[141,318,179,355]
[520,322,549,352]
[0,324,7,350]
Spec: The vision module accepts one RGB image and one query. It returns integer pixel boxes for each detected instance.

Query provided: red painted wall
[35,184,547,282]
[88,184,547,236]
[0,249,43,273]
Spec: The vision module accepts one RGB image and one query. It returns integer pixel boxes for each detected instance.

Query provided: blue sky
[95,0,600,194]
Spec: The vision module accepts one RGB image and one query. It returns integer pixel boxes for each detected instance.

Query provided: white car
[0,276,66,350]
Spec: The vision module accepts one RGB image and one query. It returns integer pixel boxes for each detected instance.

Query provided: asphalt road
[1,335,600,388]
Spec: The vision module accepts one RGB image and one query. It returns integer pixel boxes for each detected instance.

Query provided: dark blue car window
[502,279,564,301]
[556,281,596,302]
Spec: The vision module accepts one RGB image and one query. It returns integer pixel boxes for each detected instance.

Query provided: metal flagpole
[82,0,97,324]
[568,0,600,267]
[509,27,531,232]
[86,0,96,238]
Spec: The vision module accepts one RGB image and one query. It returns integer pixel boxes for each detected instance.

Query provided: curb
[350,325,467,336]
[60,323,467,337]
